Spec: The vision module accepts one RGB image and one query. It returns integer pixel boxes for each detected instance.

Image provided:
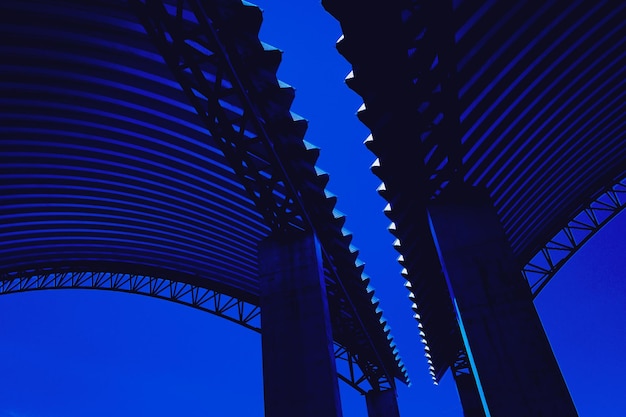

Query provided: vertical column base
[453,369,486,417]
[428,186,577,417]
[365,389,400,417]
[259,232,343,417]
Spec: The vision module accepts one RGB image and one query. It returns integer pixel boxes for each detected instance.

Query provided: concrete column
[453,370,486,417]
[365,388,400,417]
[427,186,577,417]
[258,232,343,417]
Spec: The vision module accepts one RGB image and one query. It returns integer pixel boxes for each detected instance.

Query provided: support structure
[524,177,626,296]
[365,389,400,417]
[451,351,485,417]
[427,186,578,417]
[259,232,343,417]
[131,0,408,394]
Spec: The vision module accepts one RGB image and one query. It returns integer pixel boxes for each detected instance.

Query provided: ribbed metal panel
[1,0,264,298]
[324,0,626,379]
[0,0,408,388]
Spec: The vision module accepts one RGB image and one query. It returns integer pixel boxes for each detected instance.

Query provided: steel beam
[0,270,261,330]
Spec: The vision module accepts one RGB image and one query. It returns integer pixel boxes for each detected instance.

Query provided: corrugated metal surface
[324,0,626,379]
[0,0,408,386]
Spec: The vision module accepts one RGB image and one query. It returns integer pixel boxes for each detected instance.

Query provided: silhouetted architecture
[3,1,626,416]
[323,0,625,415]
[0,1,407,416]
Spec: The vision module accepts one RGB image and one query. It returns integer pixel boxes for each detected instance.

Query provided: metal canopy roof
[323,0,626,380]
[0,0,408,390]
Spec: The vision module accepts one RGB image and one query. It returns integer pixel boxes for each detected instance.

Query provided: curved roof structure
[323,0,626,380]
[0,0,408,390]
[2,0,266,299]
[524,177,626,296]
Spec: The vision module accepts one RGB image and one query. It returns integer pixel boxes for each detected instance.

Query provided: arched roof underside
[323,0,626,380]
[0,0,408,390]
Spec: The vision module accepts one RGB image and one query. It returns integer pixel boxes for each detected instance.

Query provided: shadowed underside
[323,0,626,380]
[0,0,408,392]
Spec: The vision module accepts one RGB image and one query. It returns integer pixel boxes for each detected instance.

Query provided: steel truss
[335,344,380,395]
[523,177,626,297]
[130,0,305,234]
[451,350,471,380]
[450,350,486,417]
[129,0,402,392]
[1,270,261,330]
[0,269,383,394]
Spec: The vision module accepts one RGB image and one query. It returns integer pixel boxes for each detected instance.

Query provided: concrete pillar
[427,186,577,417]
[258,232,343,417]
[365,388,400,417]
[453,370,486,417]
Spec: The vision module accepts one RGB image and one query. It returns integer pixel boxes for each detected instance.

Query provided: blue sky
[1,1,624,416]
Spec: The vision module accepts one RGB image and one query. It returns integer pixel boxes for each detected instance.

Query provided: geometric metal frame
[0,270,262,329]
[0,0,406,395]
[323,0,626,386]
[0,269,376,394]
[523,177,626,297]
[130,0,404,391]
[130,0,306,234]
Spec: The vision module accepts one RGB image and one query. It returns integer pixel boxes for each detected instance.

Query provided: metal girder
[330,0,464,382]
[404,0,463,191]
[355,0,464,198]
[451,350,471,379]
[0,269,384,394]
[0,270,261,330]
[523,177,626,297]
[130,0,305,234]
[327,284,397,392]
[128,0,400,391]
[334,343,393,395]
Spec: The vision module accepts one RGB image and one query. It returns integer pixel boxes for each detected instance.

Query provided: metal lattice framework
[323,0,626,384]
[129,0,405,391]
[524,177,626,297]
[0,270,262,329]
[130,0,307,233]
[0,269,377,393]
[0,0,407,395]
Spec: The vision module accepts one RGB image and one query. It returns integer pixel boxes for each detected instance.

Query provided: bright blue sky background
[1,1,624,416]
